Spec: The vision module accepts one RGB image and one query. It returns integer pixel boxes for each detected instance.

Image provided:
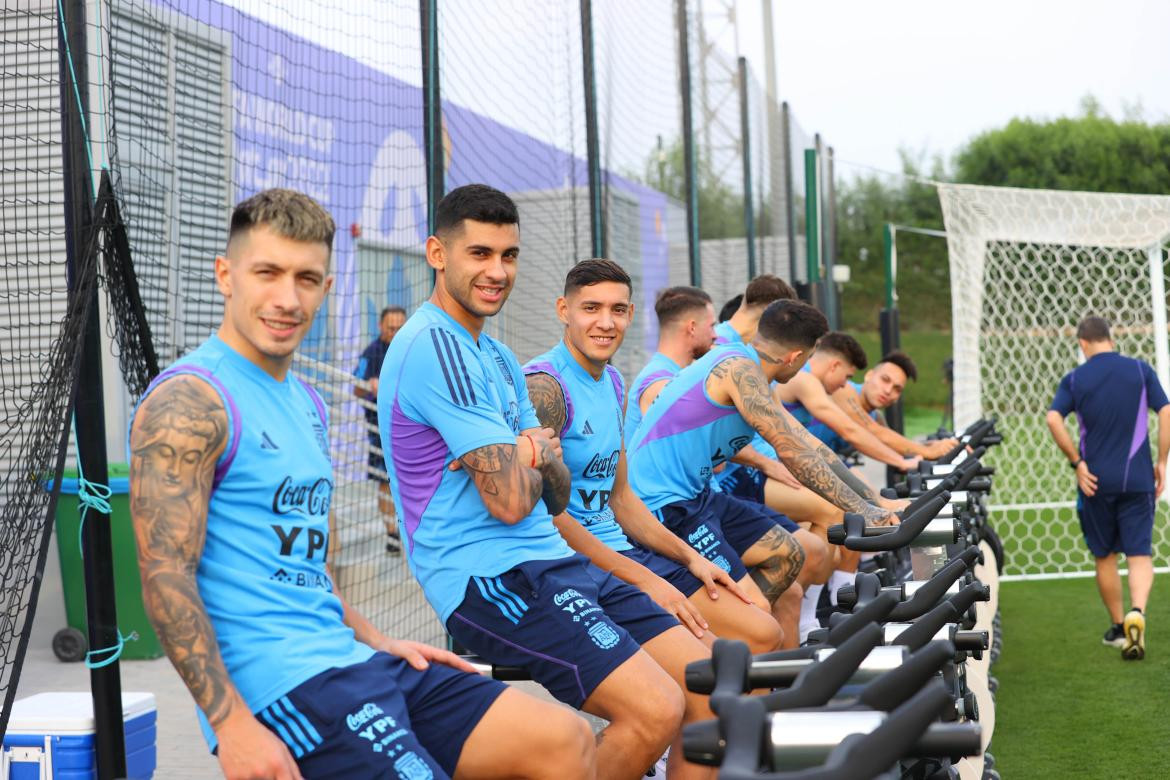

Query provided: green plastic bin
[51,463,162,661]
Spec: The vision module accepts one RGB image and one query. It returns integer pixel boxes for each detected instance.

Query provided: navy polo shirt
[1051,352,1170,494]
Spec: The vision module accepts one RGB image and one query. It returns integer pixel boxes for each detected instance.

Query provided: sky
[733,0,1170,179]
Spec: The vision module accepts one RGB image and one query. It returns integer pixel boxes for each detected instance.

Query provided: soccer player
[771,332,920,472]
[129,189,592,780]
[1047,316,1170,660]
[625,285,717,441]
[714,274,797,345]
[354,304,407,551]
[380,185,716,779]
[823,350,959,461]
[627,299,899,644]
[524,260,782,653]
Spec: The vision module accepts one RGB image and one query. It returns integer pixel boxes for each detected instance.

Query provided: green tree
[954,101,1170,193]
[642,138,746,240]
[837,151,950,331]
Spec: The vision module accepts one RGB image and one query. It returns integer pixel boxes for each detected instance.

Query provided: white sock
[799,584,825,642]
[829,570,854,606]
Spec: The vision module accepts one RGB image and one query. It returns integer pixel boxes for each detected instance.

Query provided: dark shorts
[447,554,679,708]
[619,544,705,598]
[367,431,388,484]
[256,651,506,779]
[1077,491,1155,558]
[658,489,797,581]
[716,465,766,504]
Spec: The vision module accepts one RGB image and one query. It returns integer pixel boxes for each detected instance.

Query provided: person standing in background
[355,305,406,552]
[1047,316,1170,661]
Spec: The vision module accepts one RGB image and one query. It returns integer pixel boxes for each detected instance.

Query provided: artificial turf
[991,576,1170,777]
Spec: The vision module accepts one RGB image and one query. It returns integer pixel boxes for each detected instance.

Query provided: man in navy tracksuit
[1047,316,1170,660]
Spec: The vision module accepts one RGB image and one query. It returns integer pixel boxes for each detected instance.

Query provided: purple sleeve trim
[143,365,241,491]
[605,365,625,410]
[296,376,328,427]
[522,361,573,436]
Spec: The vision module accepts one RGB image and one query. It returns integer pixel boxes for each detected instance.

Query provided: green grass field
[993,576,1170,777]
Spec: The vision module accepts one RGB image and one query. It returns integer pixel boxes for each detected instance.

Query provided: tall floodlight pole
[677,0,701,285]
[781,101,797,284]
[737,57,756,279]
[823,145,839,328]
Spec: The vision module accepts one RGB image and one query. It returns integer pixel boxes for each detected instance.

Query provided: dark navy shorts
[1077,491,1155,558]
[619,544,705,597]
[447,554,679,708]
[658,489,797,581]
[256,651,506,779]
[717,465,767,504]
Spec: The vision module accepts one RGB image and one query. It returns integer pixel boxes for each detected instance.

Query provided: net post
[1149,242,1169,399]
[781,101,797,285]
[823,144,839,328]
[803,146,820,308]
[737,56,756,280]
[56,0,127,776]
[580,0,605,258]
[676,0,701,286]
[419,0,442,236]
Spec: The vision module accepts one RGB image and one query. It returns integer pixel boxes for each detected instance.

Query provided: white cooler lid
[6,691,156,735]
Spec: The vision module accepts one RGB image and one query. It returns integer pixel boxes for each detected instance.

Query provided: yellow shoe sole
[1122,612,1145,661]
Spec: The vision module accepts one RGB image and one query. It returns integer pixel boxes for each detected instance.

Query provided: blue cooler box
[1,692,156,780]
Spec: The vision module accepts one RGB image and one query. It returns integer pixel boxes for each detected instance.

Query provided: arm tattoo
[460,443,542,519]
[129,376,236,729]
[525,372,568,434]
[747,526,806,604]
[523,373,572,515]
[716,357,882,520]
[538,447,572,516]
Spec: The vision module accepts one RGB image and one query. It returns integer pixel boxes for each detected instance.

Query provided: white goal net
[939,184,1170,578]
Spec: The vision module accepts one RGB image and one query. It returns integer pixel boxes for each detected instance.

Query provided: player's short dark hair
[817,331,868,370]
[743,274,796,307]
[1076,316,1111,343]
[229,188,335,251]
[877,351,918,382]
[757,299,829,350]
[564,258,632,296]
[654,286,711,328]
[718,294,742,323]
[380,306,407,320]
[435,184,519,238]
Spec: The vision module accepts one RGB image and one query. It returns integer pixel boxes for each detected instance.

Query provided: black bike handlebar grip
[953,630,989,653]
[702,696,766,778]
[858,640,956,712]
[832,591,898,644]
[840,572,883,613]
[843,492,951,552]
[887,557,969,621]
[679,718,721,766]
[947,582,992,616]
[685,637,750,696]
[761,624,884,711]
[880,487,900,500]
[950,545,983,569]
[981,433,1003,445]
[938,439,968,464]
[964,477,993,493]
[891,602,961,652]
[909,723,983,761]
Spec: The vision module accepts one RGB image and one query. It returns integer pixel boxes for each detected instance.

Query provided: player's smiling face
[433,219,519,323]
[865,363,907,409]
[559,281,633,372]
[215,224,332,378]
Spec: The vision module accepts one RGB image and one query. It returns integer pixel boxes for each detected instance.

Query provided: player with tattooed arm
[380,185,717,780]
[129,189,592,780]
